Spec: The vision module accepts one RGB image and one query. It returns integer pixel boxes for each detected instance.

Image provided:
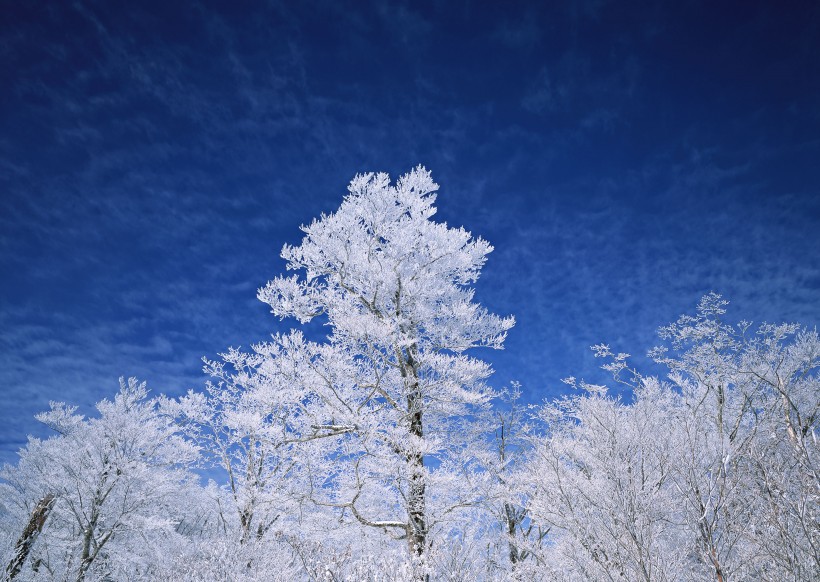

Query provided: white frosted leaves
[257,166,514,353]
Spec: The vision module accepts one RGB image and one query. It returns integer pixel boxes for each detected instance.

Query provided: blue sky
[1,0,818,464]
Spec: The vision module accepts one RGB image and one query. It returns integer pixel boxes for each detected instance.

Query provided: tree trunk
[402,336,427,569]
[407,389,426,558]
[709,545,725,582]
[76,525,94,582]
[5,494,56,580]
[504,501,521,565]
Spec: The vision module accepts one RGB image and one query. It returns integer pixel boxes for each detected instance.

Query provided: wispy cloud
[1,0,818,464]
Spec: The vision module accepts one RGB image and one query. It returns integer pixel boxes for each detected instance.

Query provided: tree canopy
[1,170,817,581]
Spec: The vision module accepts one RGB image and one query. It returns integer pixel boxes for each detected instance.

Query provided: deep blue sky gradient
[1,0,819,464]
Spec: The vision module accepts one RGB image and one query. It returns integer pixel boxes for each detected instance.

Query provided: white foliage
[2,165,816,582]
[0,378,200,581]
[522,295,820,581]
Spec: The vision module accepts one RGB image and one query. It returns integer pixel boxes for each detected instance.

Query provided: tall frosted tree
[256,166,514,566]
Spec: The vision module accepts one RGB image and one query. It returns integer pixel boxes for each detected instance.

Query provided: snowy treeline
[1,168,817,581]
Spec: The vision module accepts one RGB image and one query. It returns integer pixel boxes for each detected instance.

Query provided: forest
[2,168,818,581]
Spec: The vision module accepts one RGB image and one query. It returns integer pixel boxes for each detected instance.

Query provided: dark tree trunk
[402,337,427,569]
[407,388,427,558]
[5,494,56,580]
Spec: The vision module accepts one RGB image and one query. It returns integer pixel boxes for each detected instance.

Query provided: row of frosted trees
[1,168,817,581]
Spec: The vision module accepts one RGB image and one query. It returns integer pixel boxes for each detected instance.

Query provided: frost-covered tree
[171,345,307,548]
[0,378,200,581]
[649,293,820,580]
[473,384,543,576]
[524,295,819,581]
[525,377,687,581]
[255,166,514,570]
